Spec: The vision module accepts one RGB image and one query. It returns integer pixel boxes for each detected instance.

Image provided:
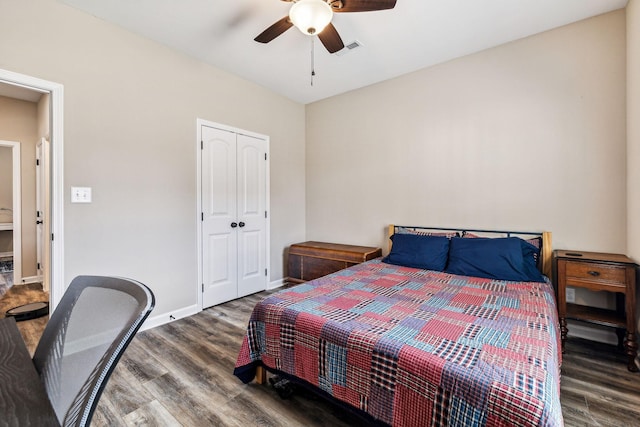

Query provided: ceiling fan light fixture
[289,0,333,36]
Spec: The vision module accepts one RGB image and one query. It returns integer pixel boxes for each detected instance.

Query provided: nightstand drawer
[565,261,626,286]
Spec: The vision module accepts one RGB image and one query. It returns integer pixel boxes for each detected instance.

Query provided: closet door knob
[239,222,245,228]
[230,222,238,228]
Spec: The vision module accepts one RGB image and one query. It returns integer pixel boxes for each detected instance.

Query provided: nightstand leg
[560,317,568,353]
[624,332,639,372]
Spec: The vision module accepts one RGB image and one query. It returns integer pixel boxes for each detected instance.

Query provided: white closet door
[236,134,267,298]
[201,125,268,308]
[202,126,238,308]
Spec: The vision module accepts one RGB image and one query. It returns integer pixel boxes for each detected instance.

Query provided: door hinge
[265,268,268,277]
[202,283,204,292]
[51,233,54,241]
[36,159,40,166]
[265,211,267,218]
[265,153,267,161]
[37,262,41,270]
[201,140,204,150]
[201,212,204,221]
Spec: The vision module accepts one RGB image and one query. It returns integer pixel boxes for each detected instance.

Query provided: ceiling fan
[255,0,398,54]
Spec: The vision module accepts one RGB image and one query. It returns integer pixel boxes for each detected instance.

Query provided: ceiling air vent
[335,40,363,56]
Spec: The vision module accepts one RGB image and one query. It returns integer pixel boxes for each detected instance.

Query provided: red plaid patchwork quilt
[234,259,563,427]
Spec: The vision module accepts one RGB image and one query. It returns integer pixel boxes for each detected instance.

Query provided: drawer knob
[588,270,600,277]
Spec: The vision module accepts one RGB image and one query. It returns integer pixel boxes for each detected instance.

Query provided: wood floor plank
[119,340,169,384]
[96,357,157,418]
[0,283,49,355]
[159,315,245,371]
[141,372,229,426]
[205,293,270,330]
[92,407,125,426]
[122,400,182,427]
[583,398,640,427]
[137,328,244,401]
[218,386,287,427]
[2,286,639,426]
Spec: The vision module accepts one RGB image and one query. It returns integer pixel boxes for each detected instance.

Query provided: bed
[234,225,562,427]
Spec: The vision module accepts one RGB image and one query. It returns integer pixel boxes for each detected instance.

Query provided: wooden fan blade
[331,0,397,12]
[318,23,344,54]
[254,16,293,43]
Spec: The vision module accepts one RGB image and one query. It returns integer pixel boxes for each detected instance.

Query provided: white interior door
[202,126,238,308]
[236,134,267,298]
[36,138,51,291]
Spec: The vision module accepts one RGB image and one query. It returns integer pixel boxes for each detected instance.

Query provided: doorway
[0,69,64,311]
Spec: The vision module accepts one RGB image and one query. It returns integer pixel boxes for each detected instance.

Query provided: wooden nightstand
[554,250,638,372]
[287,241,382,285]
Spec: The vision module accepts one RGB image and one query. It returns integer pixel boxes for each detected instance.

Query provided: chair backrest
[32,275,155,427]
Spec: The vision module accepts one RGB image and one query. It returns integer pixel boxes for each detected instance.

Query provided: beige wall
[307,11,626,254]
[0,96,39,277]
[306,12,627,321]
[627,0,640,342]
[628,2,640,258]
[0,0,306,317]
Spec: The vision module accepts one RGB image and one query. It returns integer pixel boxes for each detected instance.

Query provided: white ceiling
[53,0,627,104]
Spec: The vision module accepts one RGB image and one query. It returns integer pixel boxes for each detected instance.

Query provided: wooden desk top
[0,317,60,427]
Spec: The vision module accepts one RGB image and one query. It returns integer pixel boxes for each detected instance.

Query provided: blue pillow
[445,237,545,282]
[383,233,450,271]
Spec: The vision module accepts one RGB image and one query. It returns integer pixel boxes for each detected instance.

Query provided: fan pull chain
[310,37,315,86]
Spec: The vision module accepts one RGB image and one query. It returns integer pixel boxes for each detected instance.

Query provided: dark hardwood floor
[2,285,639,426]
[0,282,49,354]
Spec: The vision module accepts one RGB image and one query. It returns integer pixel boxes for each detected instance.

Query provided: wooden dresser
[287,241,382,285]
[554,249,637,372]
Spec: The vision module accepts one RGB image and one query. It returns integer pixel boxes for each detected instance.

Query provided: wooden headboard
[387,225,553,279]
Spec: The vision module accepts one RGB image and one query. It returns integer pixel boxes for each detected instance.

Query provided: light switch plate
[71,187,92,203]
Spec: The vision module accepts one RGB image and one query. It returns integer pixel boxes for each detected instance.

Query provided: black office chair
[32,276,155,427]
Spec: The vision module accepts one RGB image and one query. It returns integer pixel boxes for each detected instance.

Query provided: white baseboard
[569,322,640,370]
[566,320,619,346]
[268,278,285,290]
[20,275,42,285]
[140,304,199,332]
